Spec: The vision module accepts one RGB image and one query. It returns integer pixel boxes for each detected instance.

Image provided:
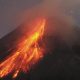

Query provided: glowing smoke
[18,0,78,46]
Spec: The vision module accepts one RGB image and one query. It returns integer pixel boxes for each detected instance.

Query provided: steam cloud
[20,0,79,46]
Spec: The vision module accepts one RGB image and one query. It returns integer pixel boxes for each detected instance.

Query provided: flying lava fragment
[0,18,46,78]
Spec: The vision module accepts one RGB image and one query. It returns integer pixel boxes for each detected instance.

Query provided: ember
[0,18,46,79]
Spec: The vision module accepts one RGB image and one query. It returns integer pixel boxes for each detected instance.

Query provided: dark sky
[0,0,43,38]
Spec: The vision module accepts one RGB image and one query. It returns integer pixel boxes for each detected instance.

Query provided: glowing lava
[0,18,46,78]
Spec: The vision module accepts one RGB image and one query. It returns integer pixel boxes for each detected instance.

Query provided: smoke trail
[18,0,79,46]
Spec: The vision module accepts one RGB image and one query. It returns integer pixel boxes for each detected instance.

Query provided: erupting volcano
[0,18,46,79]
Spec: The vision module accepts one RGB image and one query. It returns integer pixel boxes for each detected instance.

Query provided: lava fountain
[0,18,46,79]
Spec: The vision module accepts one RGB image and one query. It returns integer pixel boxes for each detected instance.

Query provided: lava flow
[0,18,46,79]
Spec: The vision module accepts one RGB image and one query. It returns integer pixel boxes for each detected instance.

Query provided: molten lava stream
[0,18,46,79]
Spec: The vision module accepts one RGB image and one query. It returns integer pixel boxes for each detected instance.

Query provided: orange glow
[0,18,46,78]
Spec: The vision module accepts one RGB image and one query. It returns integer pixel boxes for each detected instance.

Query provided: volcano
[0,17,80,80]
